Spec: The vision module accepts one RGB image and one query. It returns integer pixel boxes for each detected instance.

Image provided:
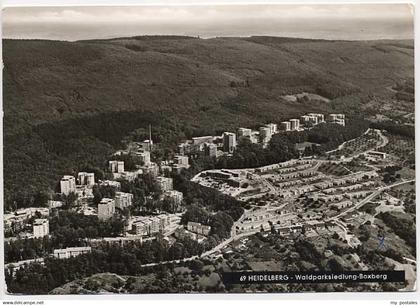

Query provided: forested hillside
[3,36,414,210]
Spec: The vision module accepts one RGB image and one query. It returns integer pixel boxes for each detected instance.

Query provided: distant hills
[3,36,414,135]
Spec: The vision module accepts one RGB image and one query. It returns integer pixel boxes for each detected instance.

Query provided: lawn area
[318,163,350,176]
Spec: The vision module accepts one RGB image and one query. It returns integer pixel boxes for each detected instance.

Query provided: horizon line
[2,34,415,43]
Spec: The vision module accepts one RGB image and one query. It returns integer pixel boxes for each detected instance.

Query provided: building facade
[98,198,115,220]
[109,160,124,173]
[60,175,76,195]
[77,172,95,186]
[33,219,49,238]
[223,132,237,153]
[115,191,133,209]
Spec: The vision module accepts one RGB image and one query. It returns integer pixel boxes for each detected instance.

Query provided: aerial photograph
[2,3,416,294]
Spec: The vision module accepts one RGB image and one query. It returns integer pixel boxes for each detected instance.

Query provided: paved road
[403,257,416,264]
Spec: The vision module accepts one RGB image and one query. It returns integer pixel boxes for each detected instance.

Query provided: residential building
[60,175,76,195]
[77,172,95,186]
[178,142,191,155]
[187,221,211,236]
[259,126,272,143]
[164,190,184,206]
[136,150,151,166]
[204,143,218,158]
[192,136,214,146]
[365,151,387,159]
[173,155,189,168]
[329,114,346,126]
[4,208,50,234]
[115,191,133,209]
[75,185,94,199]
[114,169,142,182]
[48,200,63,209]
[300,115,311,123]
[156,176,173,192]
[99,180,121,189]
[308,113,325,123]
[33,219,49,238]
[98,198,115,220]
[280,121,291,131]
[264,123,278,135]
[290,119,300,130]
[53,247,91,259]
[223,132,237,153]
[132,217,161,236]
[109,160,124,173]
[145,162,160,177]
[237,127,252,138]
[140,139,153,152]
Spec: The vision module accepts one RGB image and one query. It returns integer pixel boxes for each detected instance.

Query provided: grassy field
[318,163,351,176]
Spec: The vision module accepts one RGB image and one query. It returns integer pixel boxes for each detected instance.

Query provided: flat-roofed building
[132,220,149,236]
[48,200,63,209]
[174,155,189,167]
[53,247,91,259]
[192,136,214,146]
[98,198,115,221]
[33,219,49,238]
[300,115,311,123]
[237,127,252,138]
[265,123,278,135]
[132,218,160,236]
[141,162,159,177]
[109,160,124,173]
[280,121,291,131]
[135,150,151,166]
[204,143,218,158]
[99,180,121,189]
[178,142,191,155]
[156,176,173,192]
[60,175,76,195]
[164,190,184,206]
[115,191,133,209]
[259,126,272,144]
[187,221,211,236]
[223,132,237,153]
[289,119,300,130]
[77,172,95,186]
[328,114,346,126]
[308,113,325,123]
[140,140,153,152]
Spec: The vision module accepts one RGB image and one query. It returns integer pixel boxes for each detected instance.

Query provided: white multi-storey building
[164,190,184,205]
[280,121,291,131]
[53,247,91,259]
[136,150,151,166]
[329,114,346,126]
[60,175,76,195]
[204,143,218,157]
[264,123,278,135]
[77,172,95,186]
[33,219,49,238]
[98,198,115,220]
[223,132,237,153]
[237,127,252,138]
[115,191,133,209]
[109,161,124,173]
[259,126,272,144]
[156,176,173,192]
[289,119,300,130]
